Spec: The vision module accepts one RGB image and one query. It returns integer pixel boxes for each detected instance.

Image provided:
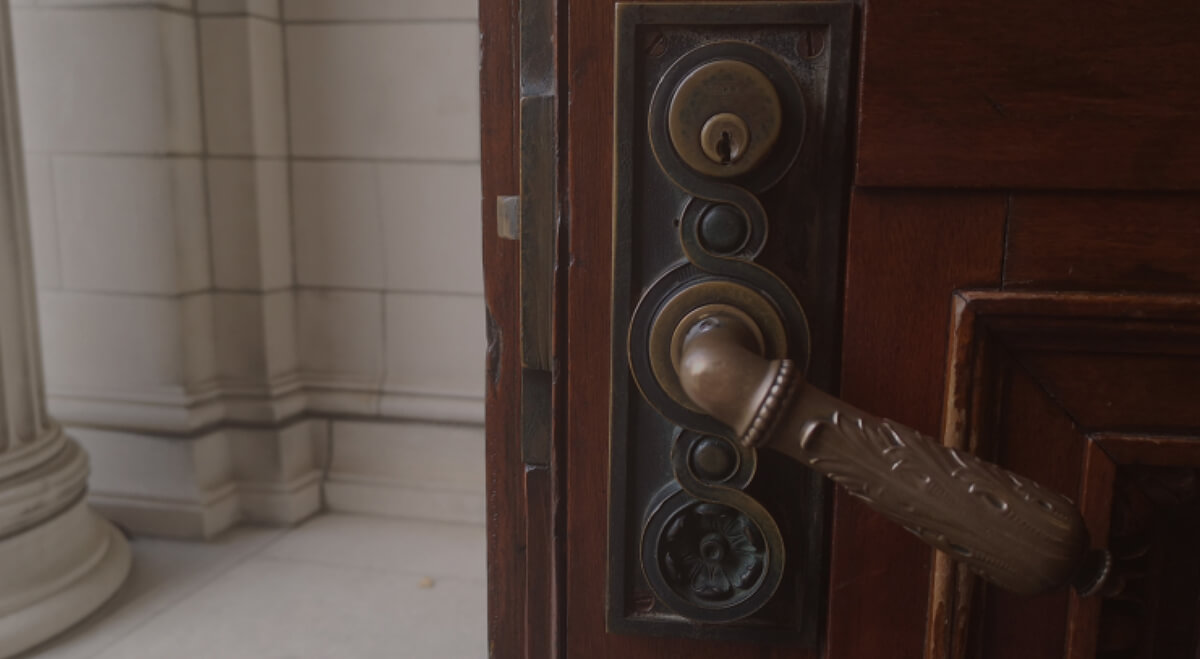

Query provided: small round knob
[697,204,750,254]
[690,436,738,482]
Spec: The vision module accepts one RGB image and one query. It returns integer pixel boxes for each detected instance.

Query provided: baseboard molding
[321,418,484,524]
[237,471,323,526]
[323,476,485,525]
[57,381,486,536]
[75,419,326,539]
[89,472,324,539]
[88,486,241,540]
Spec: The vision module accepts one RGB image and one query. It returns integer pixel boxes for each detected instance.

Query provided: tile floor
[18,515,487,659]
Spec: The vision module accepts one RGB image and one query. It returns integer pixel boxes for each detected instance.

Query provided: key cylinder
[667,59,782,178]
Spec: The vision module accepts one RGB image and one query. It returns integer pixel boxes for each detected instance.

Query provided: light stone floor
[17,514,487,659]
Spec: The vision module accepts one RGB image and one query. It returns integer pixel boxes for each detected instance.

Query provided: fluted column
[0,3,130,656]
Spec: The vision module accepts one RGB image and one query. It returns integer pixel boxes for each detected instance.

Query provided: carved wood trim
[924,290,1200,659]
[1064,441,1118,659]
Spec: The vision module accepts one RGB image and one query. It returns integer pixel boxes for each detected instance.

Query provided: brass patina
[667,59,782,177]
[699,112,750,164]
[644,281,788,415]
[609,2,856,640]
[667,305,1111,597]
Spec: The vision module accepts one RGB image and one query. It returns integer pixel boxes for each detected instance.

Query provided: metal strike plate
[608,2,855,645]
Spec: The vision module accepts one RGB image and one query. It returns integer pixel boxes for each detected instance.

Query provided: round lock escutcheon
[667,59,783,178]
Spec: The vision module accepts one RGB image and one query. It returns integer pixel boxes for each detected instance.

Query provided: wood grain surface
[830,190,1007,659]
[1005,194,1200,293]
[856,0,1200,189]
[479,0,525,655]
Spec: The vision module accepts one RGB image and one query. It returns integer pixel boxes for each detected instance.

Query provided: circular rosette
[641,489,783,622]
[662,503,765,600]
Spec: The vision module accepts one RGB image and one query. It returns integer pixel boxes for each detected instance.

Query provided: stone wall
[11,0,485,537]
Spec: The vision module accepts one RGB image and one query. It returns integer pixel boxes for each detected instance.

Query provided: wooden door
[481,1,1200,658]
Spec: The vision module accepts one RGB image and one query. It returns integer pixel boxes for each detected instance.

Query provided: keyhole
[698,112,750,167]
[716,131,732,165]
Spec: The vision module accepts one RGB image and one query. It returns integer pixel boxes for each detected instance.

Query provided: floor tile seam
[248,552,488,583]
[237,524,298,558]
[311,513,488,531]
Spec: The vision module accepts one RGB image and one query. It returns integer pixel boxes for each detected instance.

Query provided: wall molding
[64,382,485,538]
[15,2,488,543]
[323,475,485,525]
[48,375,485,433]
[88,485,241,540]
[72,418,326,539]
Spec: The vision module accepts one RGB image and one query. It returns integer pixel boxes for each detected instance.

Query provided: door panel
[1004,195,1200,294]
[1095,444,1200,658]
[855,0,1200,189]
[830,190,1009,659]
[482,0,1200,657]
[931,291,1200,659]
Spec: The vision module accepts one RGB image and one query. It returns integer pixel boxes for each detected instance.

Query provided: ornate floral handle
[670,306,1111,596]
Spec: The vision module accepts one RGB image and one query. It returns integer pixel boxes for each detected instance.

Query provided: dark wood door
[481,1,1200,658]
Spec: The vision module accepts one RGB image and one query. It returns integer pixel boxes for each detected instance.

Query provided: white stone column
[12,1,321,539]
[0,3,130,656]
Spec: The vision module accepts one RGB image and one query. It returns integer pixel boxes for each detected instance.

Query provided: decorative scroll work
[668,313,1098,596]
[793,411,1089,594]
[660,502,766,602]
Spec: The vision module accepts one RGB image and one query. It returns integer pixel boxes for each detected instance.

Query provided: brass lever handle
[669,306,1111,596]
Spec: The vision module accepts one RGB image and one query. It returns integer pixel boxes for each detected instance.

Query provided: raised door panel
[929,291,1200,659]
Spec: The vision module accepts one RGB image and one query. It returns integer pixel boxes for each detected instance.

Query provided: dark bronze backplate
[608,2,855,645]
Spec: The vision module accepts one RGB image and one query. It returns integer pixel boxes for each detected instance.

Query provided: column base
[0,498,132,658]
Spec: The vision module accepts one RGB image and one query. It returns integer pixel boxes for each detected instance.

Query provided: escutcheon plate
[608,1,855,646]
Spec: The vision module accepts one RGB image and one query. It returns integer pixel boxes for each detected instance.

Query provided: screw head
[699,532,727,561]
[690,436,738,482]
[697,204,750,255]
